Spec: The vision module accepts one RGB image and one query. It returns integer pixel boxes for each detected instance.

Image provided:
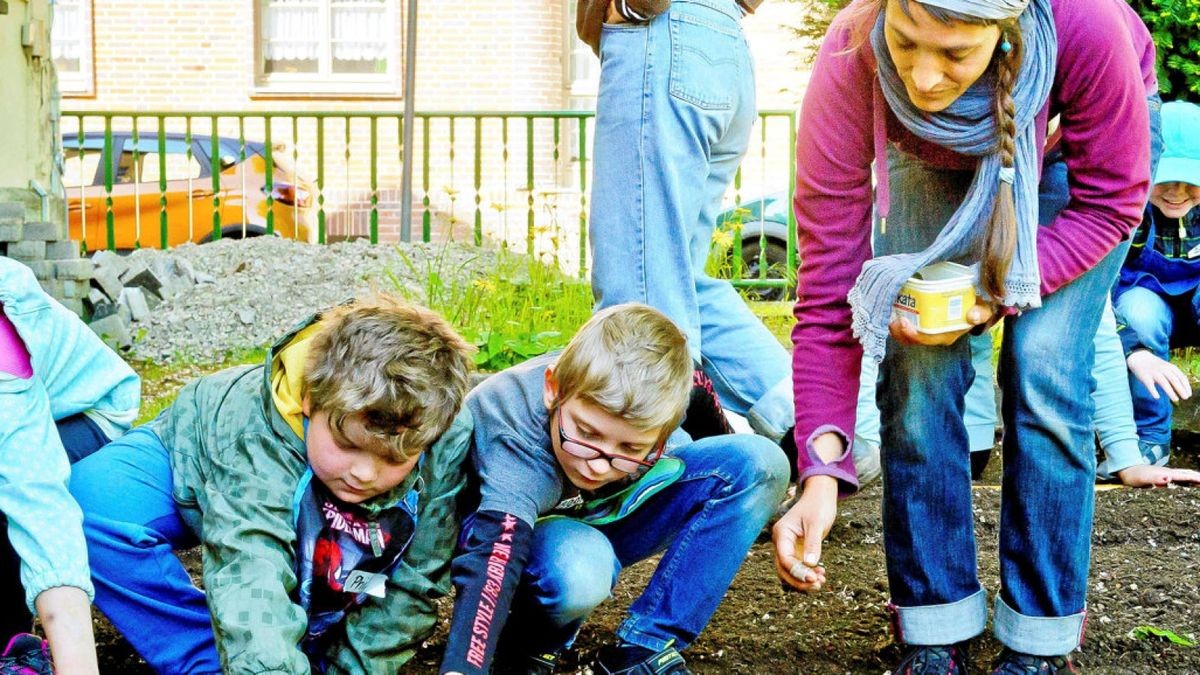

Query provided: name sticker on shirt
[1187,243,1200,259]
[343,570,388,599]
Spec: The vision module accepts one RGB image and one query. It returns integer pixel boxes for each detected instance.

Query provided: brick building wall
[61,0,812,257]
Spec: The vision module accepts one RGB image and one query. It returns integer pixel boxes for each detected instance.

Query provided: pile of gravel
[125,237,498,361]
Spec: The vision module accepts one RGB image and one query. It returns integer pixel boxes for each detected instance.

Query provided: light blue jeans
[1113,285,1200,452]
[588,0,794,441]
[873,148,1124,655]
[503,435,788,655]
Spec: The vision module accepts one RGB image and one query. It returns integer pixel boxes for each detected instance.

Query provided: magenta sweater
[789,0,1156,491]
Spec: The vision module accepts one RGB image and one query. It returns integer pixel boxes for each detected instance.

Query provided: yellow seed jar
[892,262,976,334]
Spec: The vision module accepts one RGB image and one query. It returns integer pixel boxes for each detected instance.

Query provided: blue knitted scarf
[848,0,1056,362]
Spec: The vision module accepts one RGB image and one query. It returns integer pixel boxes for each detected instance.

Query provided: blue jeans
[504,434,788,654]
[68,427,222,675]
[588,0,794,440]
[875,149,1124,655]
[1113,285,1200,449]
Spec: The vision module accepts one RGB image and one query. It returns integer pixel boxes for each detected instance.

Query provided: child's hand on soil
[1117,463,1200,488]
[889,302,997,347]
[773,475,837,593]
[1126,350,1192,403]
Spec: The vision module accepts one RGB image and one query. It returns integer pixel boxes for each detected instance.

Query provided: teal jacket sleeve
[324,408,474,675]
[202,430,312,675]
[0,372,94,612]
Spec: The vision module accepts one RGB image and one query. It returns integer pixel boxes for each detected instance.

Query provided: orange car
[63,132,315,251]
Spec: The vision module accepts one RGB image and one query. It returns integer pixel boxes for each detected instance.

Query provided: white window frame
[253,0,402,97]
[564,0,599,104]
[51,0,95,96]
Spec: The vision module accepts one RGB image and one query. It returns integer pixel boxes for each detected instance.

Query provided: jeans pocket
[668,12,742,111]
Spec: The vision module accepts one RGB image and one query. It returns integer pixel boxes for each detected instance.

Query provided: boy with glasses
[440,303,789,675]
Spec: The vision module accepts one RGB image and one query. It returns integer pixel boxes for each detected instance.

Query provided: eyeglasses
[554,408,661,475]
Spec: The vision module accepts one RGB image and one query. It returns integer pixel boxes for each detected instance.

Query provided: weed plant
[390,245,594,371]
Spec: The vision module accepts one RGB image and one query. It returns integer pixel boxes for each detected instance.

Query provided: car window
[62,148,102,188]
[137,153,205,183]
[116,138,203,184]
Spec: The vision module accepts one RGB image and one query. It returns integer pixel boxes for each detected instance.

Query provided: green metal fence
[60,109,796,293]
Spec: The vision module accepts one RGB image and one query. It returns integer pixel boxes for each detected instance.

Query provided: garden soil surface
[91,436,1200,674]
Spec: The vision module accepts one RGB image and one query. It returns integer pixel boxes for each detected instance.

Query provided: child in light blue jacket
[0,256,139,673]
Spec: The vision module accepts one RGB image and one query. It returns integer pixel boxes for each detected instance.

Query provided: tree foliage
[1128,0,1200,100]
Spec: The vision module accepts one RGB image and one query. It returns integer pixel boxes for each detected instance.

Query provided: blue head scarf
[847,0,1057,362]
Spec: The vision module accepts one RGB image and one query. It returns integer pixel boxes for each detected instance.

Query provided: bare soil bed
[92,438,1200,674]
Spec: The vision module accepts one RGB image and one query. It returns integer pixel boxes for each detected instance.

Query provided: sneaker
[892,643,971,675]
[494,649,560,675]
[990,648,1078,674]
[0,634,52,675]
[594,642,691,675]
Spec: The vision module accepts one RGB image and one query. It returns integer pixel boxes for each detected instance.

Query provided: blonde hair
[303,294,475,461]
[843,0,1022,299]
[548,303,692,442]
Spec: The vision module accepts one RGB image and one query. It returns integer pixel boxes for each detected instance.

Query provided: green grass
[389,246,594,371]
[131,347,268,425]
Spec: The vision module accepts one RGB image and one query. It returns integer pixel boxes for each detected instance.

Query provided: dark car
[715,191,794,300]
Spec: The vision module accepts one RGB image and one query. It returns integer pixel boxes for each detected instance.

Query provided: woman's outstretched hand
[889,302,997,347]
[773,474,838,592]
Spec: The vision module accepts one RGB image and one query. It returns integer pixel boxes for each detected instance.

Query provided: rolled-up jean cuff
[890,589,987,645]
[746,375,795,442]
[993,596,1086,656]
[616,624,676,654]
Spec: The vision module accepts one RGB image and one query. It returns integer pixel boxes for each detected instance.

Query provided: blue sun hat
[1155,101,1200,187]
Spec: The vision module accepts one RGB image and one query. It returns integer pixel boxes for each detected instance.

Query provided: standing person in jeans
[577,0,799,457]
[776,0,1157,672]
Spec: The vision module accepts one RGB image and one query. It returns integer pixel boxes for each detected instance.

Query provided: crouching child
[440,303,789,675]
[69,295,475,674]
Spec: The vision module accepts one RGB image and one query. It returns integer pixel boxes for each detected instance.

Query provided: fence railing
[59,109,796,292]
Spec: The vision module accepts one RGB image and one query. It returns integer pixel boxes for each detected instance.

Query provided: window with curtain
[52,0,94,95]
[564,1,599,107]
[257,0,399,94]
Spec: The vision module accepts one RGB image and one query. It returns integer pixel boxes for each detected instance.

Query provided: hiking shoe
[0,634,52,675]
[679,369,733,442]
[990,648,1078,674]
[594,642,691,675]
[893,642,971,675]
[493,649,561,675]
[495,650,560,675]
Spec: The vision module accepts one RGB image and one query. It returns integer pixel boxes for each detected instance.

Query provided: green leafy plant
[390,245,593,371]
[784,0,851,63]
[1129,625,1197,647]
[1129,0,1200,100]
